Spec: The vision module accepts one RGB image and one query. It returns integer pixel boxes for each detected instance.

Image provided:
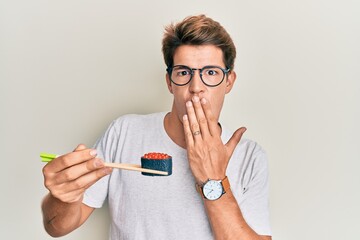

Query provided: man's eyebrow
[173,65,189,68]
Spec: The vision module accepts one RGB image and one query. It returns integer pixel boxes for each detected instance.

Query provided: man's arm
[183,96,271,240]
[41,144,112,237]
[41,194,94,237]
[204,191,271,240]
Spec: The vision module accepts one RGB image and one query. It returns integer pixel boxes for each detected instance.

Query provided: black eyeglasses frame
[166,65,230,87]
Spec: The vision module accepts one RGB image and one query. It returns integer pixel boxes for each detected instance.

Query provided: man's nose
[189,69,205,93]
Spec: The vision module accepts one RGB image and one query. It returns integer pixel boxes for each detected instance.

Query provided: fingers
[182,114,194,147]
[52,157,106,185]
[190,96,212,139]
[185,96,214,141]
[49,167,111,203]
[185,96,220,140]
[42,144,113,203]
[185,100,203,141]
[46,148,98,173]
[225,127,247,156]
[74,143,87,152]
[200,98,221,136]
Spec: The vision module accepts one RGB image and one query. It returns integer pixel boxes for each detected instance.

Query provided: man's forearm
[204,190,269,240]
[41,193,83,237]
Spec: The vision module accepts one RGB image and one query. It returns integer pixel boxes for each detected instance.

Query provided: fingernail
[183,114,188,120]
[201,98,206,104]
[94,159,103,168]
[186,101,192,107]
[90,150,97,156]
[193,96,199,102]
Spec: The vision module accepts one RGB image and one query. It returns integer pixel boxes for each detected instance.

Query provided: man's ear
[225,70,237,94]
[166,73,173,94]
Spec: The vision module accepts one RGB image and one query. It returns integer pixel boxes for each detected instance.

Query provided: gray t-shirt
[83,112,271,239]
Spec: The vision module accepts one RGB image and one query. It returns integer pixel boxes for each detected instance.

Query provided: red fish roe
[142,152,171,159]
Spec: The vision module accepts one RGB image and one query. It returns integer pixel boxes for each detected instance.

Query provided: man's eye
[205,69,218,76]
[176,70,190,76]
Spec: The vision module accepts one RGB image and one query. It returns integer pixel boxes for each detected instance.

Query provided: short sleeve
[83,120,119,208]
[239,149,272,236]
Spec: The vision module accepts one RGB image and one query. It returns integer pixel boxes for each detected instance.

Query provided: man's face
[166,45,236,123]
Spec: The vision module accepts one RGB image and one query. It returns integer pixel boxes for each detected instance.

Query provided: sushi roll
[141,152,172,176]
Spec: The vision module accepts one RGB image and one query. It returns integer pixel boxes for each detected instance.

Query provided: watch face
[203,180,223,200]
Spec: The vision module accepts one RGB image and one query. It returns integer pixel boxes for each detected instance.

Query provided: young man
[42,15,272,239]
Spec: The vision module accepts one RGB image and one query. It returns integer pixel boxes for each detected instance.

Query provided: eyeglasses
[166,65,230,87]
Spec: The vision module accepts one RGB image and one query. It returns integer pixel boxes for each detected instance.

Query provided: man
[42,15,272,239]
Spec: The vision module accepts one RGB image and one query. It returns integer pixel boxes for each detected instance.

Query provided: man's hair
[162,14,236,70]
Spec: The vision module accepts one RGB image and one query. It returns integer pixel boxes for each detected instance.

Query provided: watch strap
[196,182,205,198]
[221,176,230,193]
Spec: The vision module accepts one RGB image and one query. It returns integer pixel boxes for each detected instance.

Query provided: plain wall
[1,0,359,239]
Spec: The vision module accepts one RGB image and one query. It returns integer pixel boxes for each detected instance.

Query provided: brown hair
[162,14,236,70]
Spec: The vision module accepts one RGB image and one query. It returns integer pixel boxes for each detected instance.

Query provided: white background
[1,0,359,239]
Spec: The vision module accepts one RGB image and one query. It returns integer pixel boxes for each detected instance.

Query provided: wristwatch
[196,176,230,201]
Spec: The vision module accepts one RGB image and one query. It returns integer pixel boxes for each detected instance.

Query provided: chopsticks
[40,152,168,176]
[104,162,168,175]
